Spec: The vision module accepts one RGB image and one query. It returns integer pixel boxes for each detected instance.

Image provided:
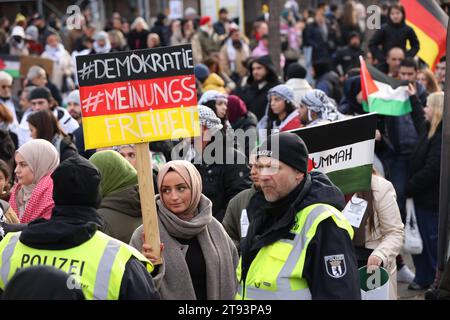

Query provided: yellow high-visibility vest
[235,203,353,300]
[0,230,153,300]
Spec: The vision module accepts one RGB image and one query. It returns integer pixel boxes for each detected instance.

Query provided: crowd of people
[0,0,448,300]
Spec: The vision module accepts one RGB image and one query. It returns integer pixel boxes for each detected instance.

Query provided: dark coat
[334,45,364,75]
[339,75,363,115]
[240,171,360,299]
[231,111,258,160]
[231,111,258,132]
[315,71,343,103]
[338,23,363,46]
[127,29,149,50]
[233,55,280,120]
[406,95,442,211]
[97,184,143,244]
[369,19,420,62]
[46,81,63,107]
[73,124,96,159]
[0,129,15,171]
[195,146,251,222]
[58,136,79,162]
[150,20,171,47]
[303,21,338,63]
[14,205,159,299]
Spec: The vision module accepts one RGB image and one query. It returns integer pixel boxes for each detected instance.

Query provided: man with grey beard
[66,89,95,159]
[236,132,360,300]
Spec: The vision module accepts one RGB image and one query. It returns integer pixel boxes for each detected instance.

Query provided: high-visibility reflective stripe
[1,232,20,285]
[93,239,121,300]
[238,204,349,300]
[276,205,328,298]
[237,283,311,300]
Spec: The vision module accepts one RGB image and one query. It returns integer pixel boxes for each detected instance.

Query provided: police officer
[236,132,360,299]
[0,155,160,300]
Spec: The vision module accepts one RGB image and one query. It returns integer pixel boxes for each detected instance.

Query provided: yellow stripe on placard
[82,106,200,149]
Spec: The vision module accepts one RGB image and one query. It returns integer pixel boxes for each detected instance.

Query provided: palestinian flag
[290,113,377,195]
[360,56,411,116]
[400,0,447,70]
[0,55,20,78]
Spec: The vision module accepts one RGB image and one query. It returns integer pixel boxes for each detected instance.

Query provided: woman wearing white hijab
[9,139,59,223]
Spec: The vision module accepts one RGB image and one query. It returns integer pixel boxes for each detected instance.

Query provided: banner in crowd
[0,55,20,78]
[76,44,200,149]
[360,57,411,116]
[290,113,377,195]
[401,0,447,70]
[19,55,53,79]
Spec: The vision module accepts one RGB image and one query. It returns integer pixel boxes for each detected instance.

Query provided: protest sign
[290,113,377,194]
[77,45,200,263]
[19,55,53,79]
[76,44,200,149]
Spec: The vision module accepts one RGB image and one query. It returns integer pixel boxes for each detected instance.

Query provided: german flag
[400,0,448,70]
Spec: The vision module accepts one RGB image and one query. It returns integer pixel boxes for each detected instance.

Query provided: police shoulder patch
[324,254,347,279]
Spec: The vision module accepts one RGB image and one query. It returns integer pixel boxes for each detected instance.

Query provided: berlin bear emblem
[324,254,347,278]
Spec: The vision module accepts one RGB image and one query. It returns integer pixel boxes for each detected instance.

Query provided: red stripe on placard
[79,74,197,117]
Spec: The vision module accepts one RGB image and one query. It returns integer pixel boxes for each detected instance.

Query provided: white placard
[240,209,249,238]
[342,194,368,228]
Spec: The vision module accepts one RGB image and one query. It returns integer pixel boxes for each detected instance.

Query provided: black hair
[313,60,332,79]
[203,100,228,134]
[440,56,446,63]
[0,159,10,182]
[0,158,11,200]
[400,57,417,70]
[266,99,296,131]
[388,2,406,24]
[219,8,228,14]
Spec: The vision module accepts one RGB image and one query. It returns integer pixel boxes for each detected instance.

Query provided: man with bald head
[377,47,405,78]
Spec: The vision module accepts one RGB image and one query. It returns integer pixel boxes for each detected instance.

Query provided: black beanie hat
[286,63,307,80]
[29,86,52,101]
[258,132,309,173]
[51,155,102,208]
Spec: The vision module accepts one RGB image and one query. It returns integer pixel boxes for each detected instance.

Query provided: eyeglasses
[0,85,12,89]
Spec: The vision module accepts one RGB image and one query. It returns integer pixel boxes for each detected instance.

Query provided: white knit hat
[66,90,80,105]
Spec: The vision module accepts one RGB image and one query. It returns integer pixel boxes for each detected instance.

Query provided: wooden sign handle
[135,143,162,265]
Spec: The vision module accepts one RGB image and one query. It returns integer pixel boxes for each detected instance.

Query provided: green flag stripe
[325,164,373,195]
[363,97,411,116]
[4,69,20,78]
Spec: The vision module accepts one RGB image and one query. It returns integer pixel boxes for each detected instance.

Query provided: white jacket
[285,78,313,106]
[365,175,405,299]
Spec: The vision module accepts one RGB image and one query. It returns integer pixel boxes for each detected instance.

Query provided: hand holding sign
[76,45,200,264]
[367,255,383,274]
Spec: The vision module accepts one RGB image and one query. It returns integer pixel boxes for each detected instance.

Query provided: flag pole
[437,22,450,273]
